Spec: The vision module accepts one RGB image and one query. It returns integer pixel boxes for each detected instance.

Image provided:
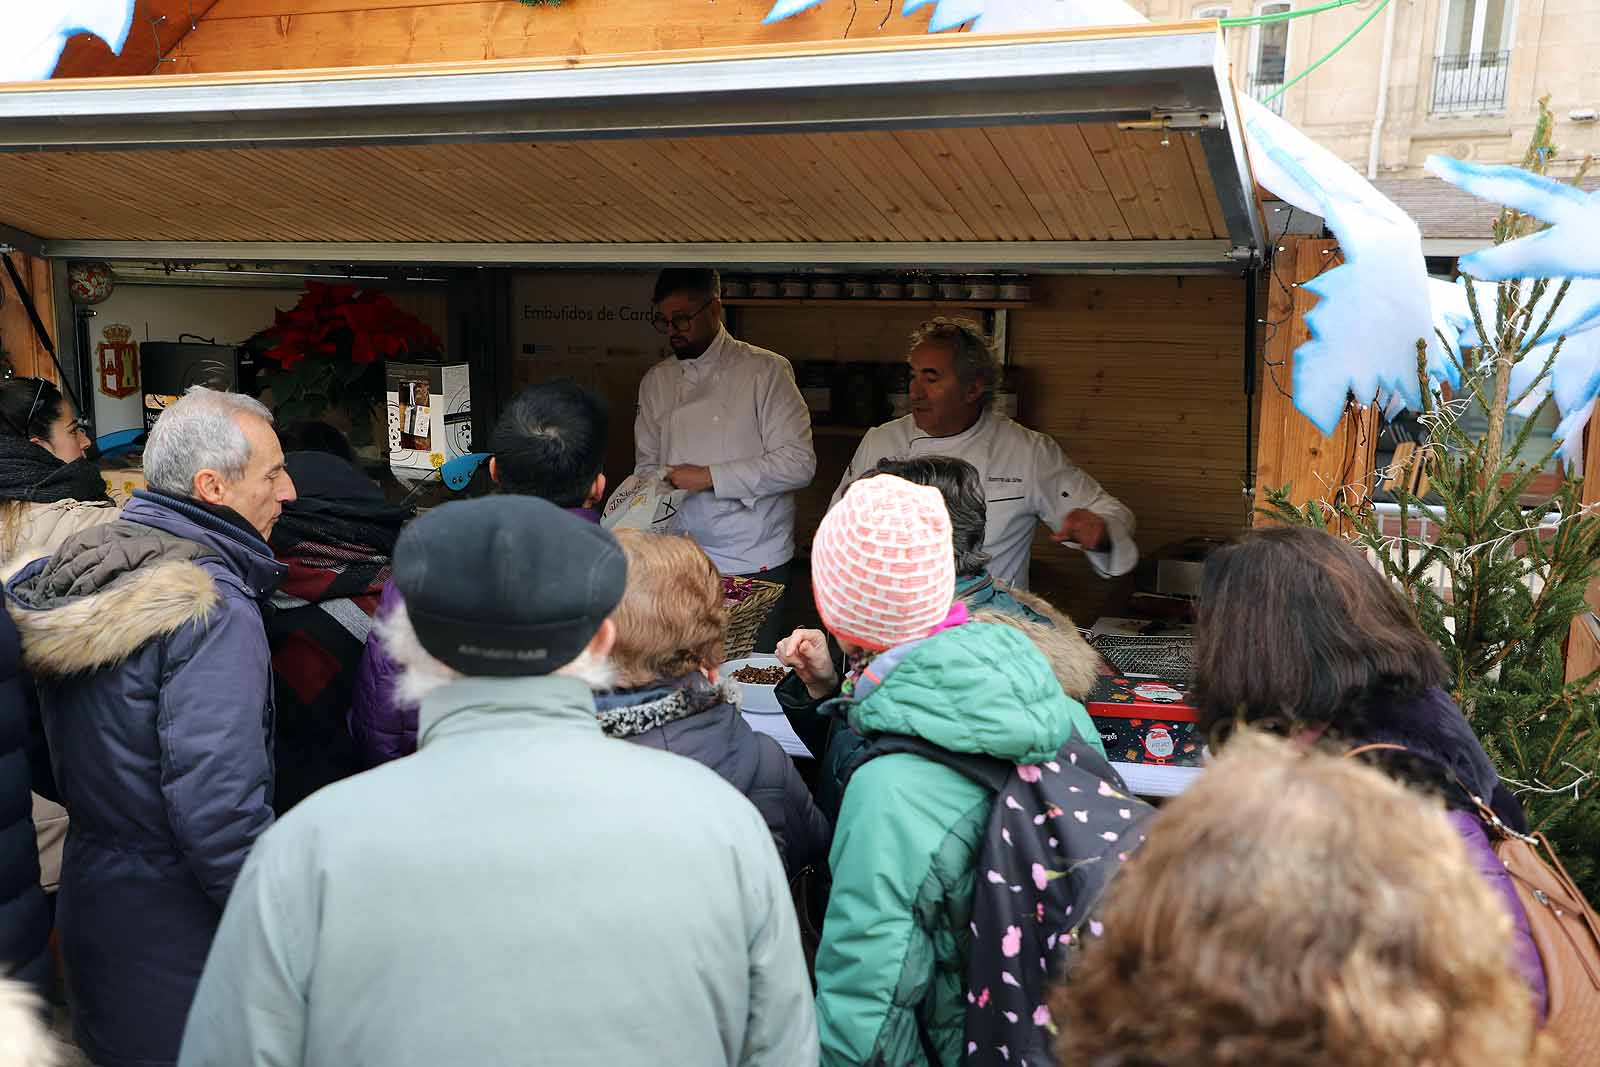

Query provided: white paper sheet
[742,711,814,760]
[1112,761,1204,799]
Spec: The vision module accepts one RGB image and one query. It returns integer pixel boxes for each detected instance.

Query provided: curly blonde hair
[1051,731,1551,1067]
[610,531,725,688]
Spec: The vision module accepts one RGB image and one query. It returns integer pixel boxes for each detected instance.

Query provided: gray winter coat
[595,675,831,875]
[179,674,818,1067]
[4,491,284,1067]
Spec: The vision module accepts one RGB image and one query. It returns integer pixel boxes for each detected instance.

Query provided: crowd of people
[0,267,1568,1067]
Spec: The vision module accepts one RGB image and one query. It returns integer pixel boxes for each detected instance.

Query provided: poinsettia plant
[244,282,442,445]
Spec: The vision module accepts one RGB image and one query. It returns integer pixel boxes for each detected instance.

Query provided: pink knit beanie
[811,474,956,653]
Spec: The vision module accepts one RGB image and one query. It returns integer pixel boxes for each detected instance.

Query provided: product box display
[1087,669,1204,798]
[386,361,472,475]
[140,342,258,433]
[101,467,147,507]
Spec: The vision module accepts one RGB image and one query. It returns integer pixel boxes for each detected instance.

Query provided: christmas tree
[1263,99,1600,900]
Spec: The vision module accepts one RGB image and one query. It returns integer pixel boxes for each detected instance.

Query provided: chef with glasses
[633,268,816,650]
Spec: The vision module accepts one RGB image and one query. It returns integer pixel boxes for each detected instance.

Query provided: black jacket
[595,675,831,875]
[0,608,49,997]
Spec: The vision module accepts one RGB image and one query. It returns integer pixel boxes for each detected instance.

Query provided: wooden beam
[1566,410,1600,684]
[0,254,61,384]
[53,0,223,79]
[1252,237,1378,531]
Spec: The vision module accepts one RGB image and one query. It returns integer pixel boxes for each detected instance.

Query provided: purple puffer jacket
[1448,808,1548,1020]
[1359,687,1548,1020]
[346,504,603,767]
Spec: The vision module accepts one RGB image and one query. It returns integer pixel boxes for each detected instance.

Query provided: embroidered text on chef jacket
[635,327,816,575]
[834,408,1136,589]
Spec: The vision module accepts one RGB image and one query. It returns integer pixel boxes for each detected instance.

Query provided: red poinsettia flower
[257,283,440,368]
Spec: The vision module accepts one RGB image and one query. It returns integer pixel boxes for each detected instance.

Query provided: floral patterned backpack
[846,734,1155,1067]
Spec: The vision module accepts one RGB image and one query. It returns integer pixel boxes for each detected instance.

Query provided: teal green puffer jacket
[813,622,1103,1067]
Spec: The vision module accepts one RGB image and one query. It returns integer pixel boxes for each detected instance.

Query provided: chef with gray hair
[834,317,1136,588]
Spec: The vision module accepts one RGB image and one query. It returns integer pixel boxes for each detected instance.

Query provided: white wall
[86,283,299,435]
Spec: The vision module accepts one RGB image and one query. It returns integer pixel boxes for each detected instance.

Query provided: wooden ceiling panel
[0,124,1228,246]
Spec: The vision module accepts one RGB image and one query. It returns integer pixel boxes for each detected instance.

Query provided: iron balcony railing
[1430,50,1511,114]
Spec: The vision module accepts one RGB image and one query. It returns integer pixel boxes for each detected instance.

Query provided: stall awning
[0,25,1262,269]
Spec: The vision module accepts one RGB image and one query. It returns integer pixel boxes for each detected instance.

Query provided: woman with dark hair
[0,376,114,563]
[1192,525,1547,1017]
[0,376,116,931]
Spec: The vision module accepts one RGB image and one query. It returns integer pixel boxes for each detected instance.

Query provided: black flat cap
[393,496,626,677]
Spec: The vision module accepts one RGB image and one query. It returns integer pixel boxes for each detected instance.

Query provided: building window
[1193,4,1231,17]
[1249,3,1291,116]
[1431,0,1513,114]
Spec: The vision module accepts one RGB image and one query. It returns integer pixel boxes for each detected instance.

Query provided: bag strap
[1343,740,1538,845]
[841,732,1014,794]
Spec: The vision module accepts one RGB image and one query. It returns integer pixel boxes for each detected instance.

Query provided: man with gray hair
[835,317,1137,589]
[179,496,817,1067]
[5,386,294,1067]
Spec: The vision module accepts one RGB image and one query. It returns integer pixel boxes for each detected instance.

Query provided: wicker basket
[723,578,786,660]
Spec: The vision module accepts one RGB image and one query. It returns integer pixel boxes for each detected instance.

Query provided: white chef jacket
[834,409,1137,589]
[635,327,817,574]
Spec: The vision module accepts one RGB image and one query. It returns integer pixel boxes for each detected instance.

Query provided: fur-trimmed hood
[593,676,739,740]
[4,521,221,678]
[970,587,1098,701]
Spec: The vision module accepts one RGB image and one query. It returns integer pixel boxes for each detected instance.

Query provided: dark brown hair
[1191,525,1447,739]
[1050,731,1550,1067]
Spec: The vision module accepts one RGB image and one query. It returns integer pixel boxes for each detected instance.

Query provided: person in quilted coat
[807,475,1103,1066]
[4,388,293,1067]
[597,529,829,875]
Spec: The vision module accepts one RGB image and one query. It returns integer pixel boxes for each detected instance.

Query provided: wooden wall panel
[1252,237,1379,531]
[503,274,1250,626]
[1567,405,1600,684]
[53,0,222,79]
[745,275,1251,625]
[161,0,939,76]
[0,255,62,384]
[1007,274,1251,623]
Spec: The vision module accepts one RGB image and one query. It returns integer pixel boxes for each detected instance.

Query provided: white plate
[721,654,786,713]
[720,655,813,759]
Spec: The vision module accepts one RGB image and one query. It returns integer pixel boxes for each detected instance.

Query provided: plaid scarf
[267,506,406,813]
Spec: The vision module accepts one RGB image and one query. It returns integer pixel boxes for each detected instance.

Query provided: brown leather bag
[1486,822,1600,1063]
[1348,742,1600,1062]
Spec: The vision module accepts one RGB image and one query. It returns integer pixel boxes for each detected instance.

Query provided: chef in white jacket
[835,317,1136,589]
[635,268,816,647]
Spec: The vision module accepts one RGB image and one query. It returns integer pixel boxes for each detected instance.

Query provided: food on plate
[731,665,789,685]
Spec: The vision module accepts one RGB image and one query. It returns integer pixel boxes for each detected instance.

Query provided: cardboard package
[101,467,147,507]
[386,361,472,476]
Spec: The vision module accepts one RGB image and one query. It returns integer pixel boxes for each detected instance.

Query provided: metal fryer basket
[1089,633,1194,680]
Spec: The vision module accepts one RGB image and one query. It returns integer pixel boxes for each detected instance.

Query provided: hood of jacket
[593,674,757,781]
[843,622,1081,765]
[1356,686,1502,802]
[4,492,285,679]
[122,491,285,601]
[4,520,220,678]
[968,601,1098,702]
[593,674,737,739]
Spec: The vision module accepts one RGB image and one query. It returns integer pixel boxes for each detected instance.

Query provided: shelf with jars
[720,271,1032,307]
[722,298,1025,310]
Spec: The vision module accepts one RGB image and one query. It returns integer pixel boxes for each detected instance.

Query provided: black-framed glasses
[649,297,716,335]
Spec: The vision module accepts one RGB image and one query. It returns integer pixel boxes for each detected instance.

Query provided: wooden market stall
[0,21,1278,627]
